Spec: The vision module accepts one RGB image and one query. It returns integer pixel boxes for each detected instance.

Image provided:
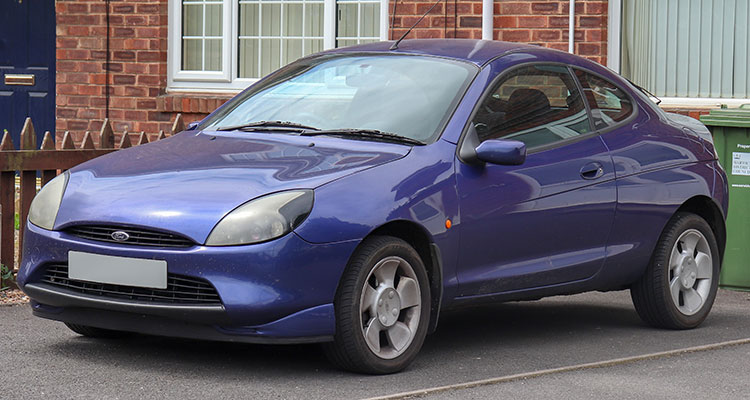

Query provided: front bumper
[19,222,359,343]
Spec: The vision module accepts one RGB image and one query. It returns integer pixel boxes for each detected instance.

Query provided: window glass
[182,0,224,71]
[204,55,477,143]
[176,0,385,84]
[575,70,633,130]
[238,0,325,78]
[472,65,591,149]
[337,0,381,47]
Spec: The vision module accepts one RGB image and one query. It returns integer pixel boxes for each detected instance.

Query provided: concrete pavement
[2,289,749,399]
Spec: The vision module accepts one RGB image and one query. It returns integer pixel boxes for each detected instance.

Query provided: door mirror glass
[475,139,526,165]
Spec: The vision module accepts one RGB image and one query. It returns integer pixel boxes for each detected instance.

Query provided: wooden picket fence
[0,114,186,277]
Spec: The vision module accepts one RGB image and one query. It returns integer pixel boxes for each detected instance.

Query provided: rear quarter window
[574,70,634,130]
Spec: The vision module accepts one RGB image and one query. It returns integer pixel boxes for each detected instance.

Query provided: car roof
[324,39,537,66]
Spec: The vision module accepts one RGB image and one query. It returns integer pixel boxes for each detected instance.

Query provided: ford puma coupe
[19,40,728,374]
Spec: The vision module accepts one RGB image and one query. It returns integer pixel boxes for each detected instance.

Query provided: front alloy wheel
[324,236,430,374]
[360,255,422,359]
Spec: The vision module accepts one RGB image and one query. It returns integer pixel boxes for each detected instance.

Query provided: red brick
[67,3,88,13]
[113,75,136,85]
[137,75,161,86]
[123,63,149,74]
[78,108,102,119]
[579,16,605,28]
[66,26,90,36]
[112,50,136,61]
[585,29,604,42]
[137,4,161,14]
[518,16,547,28]
[57,61,79,72]
[577,43,601,56]
[531,2,559,14]
[124,110,148,121]
[585,2,607,15]
[113,27,135,37]
[502,30,531,42]
[415,29,443,39]
[56,108,77,119]
[111,97,136,109]
[416,2,444,15]
[562,29,585,41]
[533,29,562,41]
[460,16,482,28]
[147,111,173,122]
[548,16,569,27]
[112,5,134,13]
[495,16,518,28]
[125,16,147,26]
[500,2,531,15]
[137,99,158,110]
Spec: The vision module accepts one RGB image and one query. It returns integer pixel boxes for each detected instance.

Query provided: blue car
[19,40,728,374]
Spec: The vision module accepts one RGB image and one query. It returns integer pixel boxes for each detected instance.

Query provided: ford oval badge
[111,231,130,242]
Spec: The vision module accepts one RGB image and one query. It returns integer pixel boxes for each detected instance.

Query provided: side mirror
[186,121,202,131]
[475,139,526,165]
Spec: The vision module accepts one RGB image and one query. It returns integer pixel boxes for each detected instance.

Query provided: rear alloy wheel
[631,212,720,329]
[323,236,430,374]
[65,323,130,339]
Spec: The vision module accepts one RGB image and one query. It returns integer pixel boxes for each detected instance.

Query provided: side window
[574,70,634,130]
[472,65,591,149]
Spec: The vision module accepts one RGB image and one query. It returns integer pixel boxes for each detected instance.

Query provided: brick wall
[389,0,484,40]
[53,0,619,141]
[55,0,172,143]
[493,0,608,64]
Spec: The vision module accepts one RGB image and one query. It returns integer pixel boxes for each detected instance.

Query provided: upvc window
[168,0,388,92]
[610,0,750,106]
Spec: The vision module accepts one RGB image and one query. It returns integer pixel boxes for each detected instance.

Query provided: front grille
[41,265,221,305]
[65,225,194,248]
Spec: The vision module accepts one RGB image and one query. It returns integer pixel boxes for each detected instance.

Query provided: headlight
[205,190,314,246]
[28,172,69,230]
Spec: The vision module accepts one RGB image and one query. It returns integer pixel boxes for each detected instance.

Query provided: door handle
[580,162,604,180]
[4,74,35,86]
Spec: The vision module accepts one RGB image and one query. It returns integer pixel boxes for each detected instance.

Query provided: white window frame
[167,0,389,93]
[608,0,749,108]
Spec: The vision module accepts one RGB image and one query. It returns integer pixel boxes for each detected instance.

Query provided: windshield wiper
[215,121,321,132]
[300,129,426,146]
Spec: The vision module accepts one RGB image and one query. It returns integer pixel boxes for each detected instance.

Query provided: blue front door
[455,63,617,297]
[0,0,56,146]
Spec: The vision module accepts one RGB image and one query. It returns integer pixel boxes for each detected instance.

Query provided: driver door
[455,64,616,297]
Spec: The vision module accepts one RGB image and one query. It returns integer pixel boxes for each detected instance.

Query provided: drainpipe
[568,0,575,53]
[482,0,493,40]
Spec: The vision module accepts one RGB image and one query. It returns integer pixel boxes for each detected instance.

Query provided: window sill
[657,97,750,109]
[157,93,234,114]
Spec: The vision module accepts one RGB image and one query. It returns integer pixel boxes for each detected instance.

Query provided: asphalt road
[2,289,749,399]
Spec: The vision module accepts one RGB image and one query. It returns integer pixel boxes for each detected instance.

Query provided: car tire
[630,212,720,329]
[64,323,130,338]
[323,235,431,374]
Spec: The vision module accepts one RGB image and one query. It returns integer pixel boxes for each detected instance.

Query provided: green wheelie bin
[700,105,750,290]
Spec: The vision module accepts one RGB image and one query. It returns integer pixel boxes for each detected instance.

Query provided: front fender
[293,139,463,302]
[295,140,459,244]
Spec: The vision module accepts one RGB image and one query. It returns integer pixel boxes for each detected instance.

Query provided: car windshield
[202,54,478,144]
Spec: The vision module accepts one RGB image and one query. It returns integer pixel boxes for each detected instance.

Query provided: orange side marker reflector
[445,219,452,229]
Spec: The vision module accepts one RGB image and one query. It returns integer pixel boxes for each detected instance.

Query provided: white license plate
[68,251,168,289]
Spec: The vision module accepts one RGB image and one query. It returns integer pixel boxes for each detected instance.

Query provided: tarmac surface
[2,289,749,399]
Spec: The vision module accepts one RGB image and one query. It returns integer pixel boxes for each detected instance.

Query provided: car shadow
[40,295,648,378]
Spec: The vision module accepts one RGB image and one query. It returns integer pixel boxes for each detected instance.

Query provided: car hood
[54,131,409,244]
